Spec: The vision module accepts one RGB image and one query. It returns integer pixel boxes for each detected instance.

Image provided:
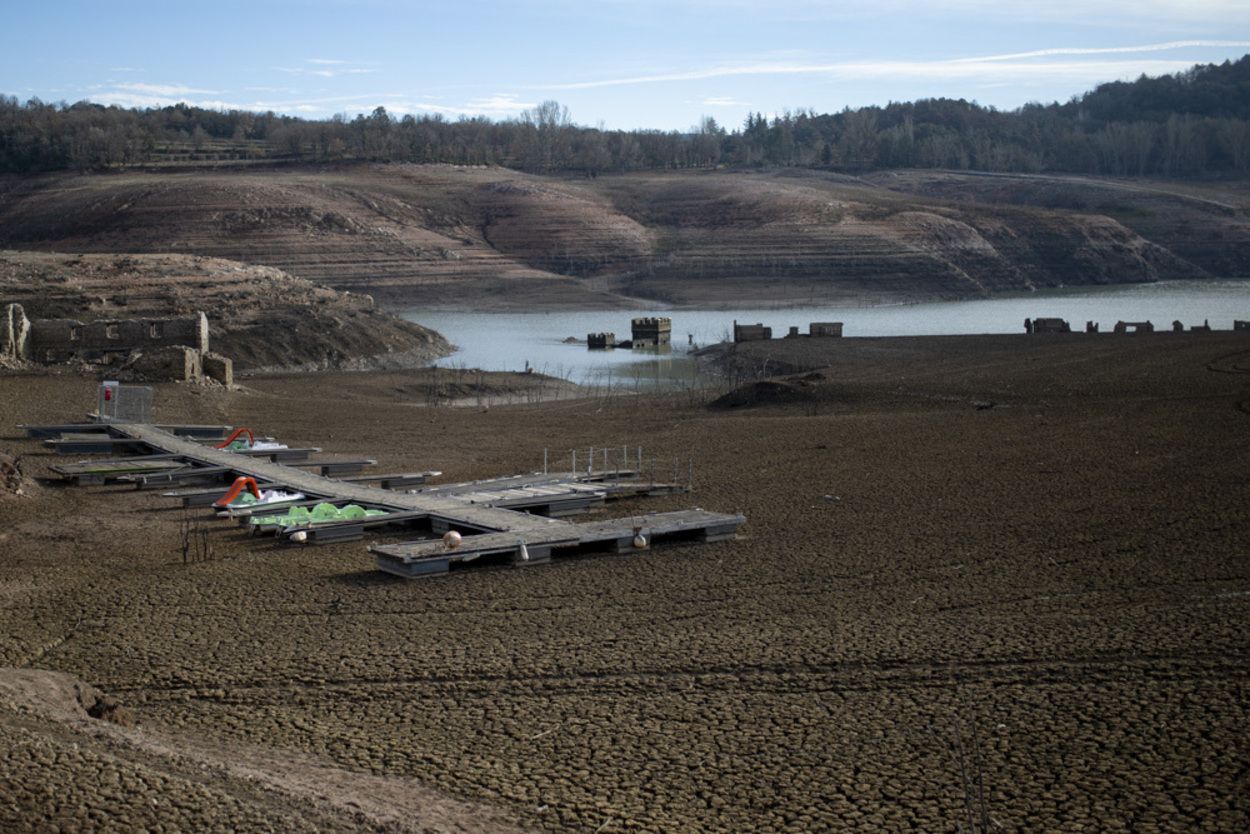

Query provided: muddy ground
[1,332,1248,832]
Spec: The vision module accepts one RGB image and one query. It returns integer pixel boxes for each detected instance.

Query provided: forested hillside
[2,57,1249,177]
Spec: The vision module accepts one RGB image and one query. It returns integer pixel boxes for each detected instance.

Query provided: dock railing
[544,445,695,490]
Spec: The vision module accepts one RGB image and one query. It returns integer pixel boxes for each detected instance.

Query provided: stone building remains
[1027,317,1072,334]
[809,322,844,338]
[587,332,616,350]
[733,321,772,342]
[631,317,672,348]
[2,303,231,383]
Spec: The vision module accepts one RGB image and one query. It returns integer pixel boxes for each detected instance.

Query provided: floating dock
[26,420,745,579]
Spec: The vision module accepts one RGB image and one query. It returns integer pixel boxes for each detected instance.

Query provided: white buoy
[443,530,462,550]
[633,533,648,549]
[518,538,530,562]
[290,530,308,544]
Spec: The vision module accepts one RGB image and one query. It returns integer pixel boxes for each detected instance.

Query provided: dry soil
[1,331,1248,832]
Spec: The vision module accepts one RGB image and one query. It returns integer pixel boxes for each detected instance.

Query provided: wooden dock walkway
[370,509,746,578]
[32,421,746,579]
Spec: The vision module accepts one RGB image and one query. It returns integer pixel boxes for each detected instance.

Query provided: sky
[4,0,1250,131]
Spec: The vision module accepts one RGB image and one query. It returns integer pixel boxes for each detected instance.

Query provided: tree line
[3,56,1249,177]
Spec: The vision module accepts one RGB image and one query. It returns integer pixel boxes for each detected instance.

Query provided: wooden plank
[22,423,231,440]
[46,437,153,455]
[336,472,437,489]
[287,459,377,476]
[233,447,319,462]
[128,466,238,488]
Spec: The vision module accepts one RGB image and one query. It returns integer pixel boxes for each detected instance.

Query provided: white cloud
[90,92,256,110]
[540,41,1249,91]
[112,82,221,96]
[372,93,540,118]
[82,84,536,120]
[276,59,378,78]
[591,0,1250,23]
[701,96,747,107]
[959,40,1250,62]
[465,94,537,115]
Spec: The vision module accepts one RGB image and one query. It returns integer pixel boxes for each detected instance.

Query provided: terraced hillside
[0,164,1239,309]
[864,169,1250,279]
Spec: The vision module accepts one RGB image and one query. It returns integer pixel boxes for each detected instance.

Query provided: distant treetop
[2,56,1249,177]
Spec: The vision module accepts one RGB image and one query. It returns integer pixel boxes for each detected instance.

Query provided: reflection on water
[401,280,1250,385]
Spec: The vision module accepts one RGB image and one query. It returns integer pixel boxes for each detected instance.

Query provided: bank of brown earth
[862,169,1250,279]
[0,251,450,374]
[1,332,1248,832]
[0,164,1228,310]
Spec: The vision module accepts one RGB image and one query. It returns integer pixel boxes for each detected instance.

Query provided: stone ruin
[587,332,616,350]
[2,303,232,384]
[631,317,672,348]
[733,320,772,342]
[1025,317,1072,334]
[0,451,23,496]
[809,322,844,338]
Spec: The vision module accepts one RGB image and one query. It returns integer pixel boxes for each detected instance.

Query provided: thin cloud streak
[112,82,221,96]
[84,84,534,119]
[619,0,1250,22]
[540,41,1244,91]
[962,40,1250,62]
[543,60,1199,90]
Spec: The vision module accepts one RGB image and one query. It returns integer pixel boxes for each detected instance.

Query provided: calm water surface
[401,280,1250,384]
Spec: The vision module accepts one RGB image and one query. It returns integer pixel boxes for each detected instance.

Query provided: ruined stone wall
[25,312,209,363]
[810,322,844,337]
[733,322,772,343]
[631,317,672,346]
[2,304,32,363]
[587,333,616,349]
[130,346,203,382]
[202,352,233,386]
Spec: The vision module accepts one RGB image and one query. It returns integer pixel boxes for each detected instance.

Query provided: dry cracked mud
[1,331,1248,832]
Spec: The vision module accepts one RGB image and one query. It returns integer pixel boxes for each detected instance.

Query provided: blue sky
[4,1,1250,130]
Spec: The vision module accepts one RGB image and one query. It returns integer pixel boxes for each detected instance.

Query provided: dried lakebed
[1,332,1248,832]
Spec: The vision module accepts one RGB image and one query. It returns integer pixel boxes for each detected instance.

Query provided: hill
[0,251,449,373]
[1,164,1241,310]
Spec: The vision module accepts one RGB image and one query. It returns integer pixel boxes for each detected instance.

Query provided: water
[401,280,1250,384]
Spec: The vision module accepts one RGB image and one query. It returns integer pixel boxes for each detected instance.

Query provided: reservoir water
[401,279,1250,385]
